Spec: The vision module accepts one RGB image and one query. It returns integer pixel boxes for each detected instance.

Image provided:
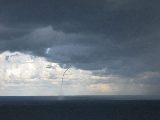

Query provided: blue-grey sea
[0,96,160,120]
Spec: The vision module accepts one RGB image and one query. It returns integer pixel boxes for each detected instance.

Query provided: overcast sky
[0,0,160,96]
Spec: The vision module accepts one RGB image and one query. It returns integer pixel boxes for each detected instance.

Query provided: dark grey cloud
[0,0,160,79]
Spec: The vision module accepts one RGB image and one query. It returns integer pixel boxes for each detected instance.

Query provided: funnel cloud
[0,0,160,95]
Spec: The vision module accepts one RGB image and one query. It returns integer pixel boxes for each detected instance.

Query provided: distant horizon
[1,95,160,101]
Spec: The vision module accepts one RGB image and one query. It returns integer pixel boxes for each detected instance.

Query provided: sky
[0,0,160,96]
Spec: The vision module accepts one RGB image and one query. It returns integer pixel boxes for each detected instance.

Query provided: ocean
[0,96,160,120]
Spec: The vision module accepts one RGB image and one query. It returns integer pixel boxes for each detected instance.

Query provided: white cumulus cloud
[0,51,114,95]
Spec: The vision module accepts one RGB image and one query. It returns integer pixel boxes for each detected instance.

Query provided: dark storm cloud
[0,0,160,77]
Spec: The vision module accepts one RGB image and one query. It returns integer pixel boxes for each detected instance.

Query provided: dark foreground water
[0,96,160,120]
